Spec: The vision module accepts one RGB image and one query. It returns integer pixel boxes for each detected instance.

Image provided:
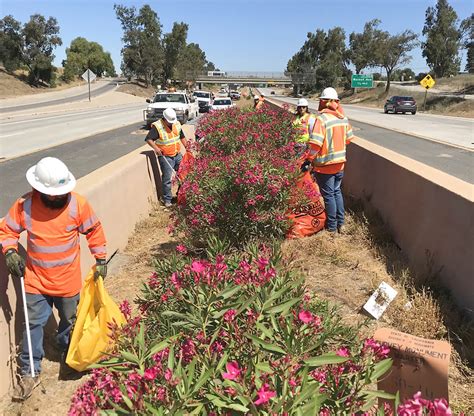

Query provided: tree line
[287,0,473,93]
[0,3,216,88]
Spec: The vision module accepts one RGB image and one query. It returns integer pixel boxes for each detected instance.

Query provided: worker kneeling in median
[301,87,354,234]
[0,157,107,401]
[293,98,316,156]
[253,95,264,110]
[145,108,189,208]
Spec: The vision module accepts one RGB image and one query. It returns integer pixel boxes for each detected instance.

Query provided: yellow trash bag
[66,269,125,371]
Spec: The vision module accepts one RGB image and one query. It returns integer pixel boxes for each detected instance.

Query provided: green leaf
[256,322,274,338]
[226,403,249,412]
[265,297,300,315]
[217,284,242,300]
[255,361,272,372]
[369,358,393,383]
[146,335,178,359]
[245,333,286,354]
[191,368,213,395]
[363,389,397,400]
[304,353,349,367]
[168,344,175,370]
[119,351,140,365]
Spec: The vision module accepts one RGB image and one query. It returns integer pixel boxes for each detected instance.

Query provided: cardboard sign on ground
[363,281,398,319]
[374,328,451,403]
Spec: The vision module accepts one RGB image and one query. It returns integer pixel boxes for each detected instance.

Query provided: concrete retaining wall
[0,144,162,398]
[265,98,474,315]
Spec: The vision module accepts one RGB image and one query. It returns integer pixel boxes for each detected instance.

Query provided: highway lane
[0,102,145,159]
[0,116,200,216]
[258,88,474,149]
[0,81,118,113]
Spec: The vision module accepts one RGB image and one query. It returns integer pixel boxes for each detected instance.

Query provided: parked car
[211,97,234,111]
[229,90,241,100]
[270,91,276,95]
[384,96,417,115]
[193,90,212,112]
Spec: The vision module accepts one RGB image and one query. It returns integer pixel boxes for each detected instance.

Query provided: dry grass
[282,200,473,413]
[116,81,155,99]
[0,68,85,99]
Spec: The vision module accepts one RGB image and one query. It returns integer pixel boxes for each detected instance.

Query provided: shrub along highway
[0,85,472,217]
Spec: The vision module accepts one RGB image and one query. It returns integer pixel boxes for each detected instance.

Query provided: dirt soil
[116,82,155,99]
[0,68,86,99]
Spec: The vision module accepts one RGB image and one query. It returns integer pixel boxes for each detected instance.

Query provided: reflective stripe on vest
[313,113,349,166]
[5,213,24,233]
[1,237,18,247]
[30,251,78,268]
[23,196,33,231]
[28,236,79,254]
[90,245,106,255]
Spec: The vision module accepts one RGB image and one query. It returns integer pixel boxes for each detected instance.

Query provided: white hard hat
[297,98,309,107]
[254,95,260,100]
[320,87,339,100]
[26,157,76,196]
[163,108,177,123]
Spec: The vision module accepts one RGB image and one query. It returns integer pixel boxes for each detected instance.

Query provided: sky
[1,0,471,75]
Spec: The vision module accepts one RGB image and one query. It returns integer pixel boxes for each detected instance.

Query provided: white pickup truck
[143,90,199,127]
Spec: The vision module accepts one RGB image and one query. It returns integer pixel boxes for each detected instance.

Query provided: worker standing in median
[253,95,264,110]
[293,98,316,155]
[0,157,107,400]
[302,87,354,234]
[145,108,189,208]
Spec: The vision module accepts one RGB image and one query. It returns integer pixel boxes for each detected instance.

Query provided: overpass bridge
[188,71,293,88]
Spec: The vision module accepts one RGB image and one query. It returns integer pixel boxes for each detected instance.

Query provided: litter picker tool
[20,275,35,378]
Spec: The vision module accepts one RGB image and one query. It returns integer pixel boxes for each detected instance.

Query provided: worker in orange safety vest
[301,87,354,234]
[145,107,189,208]
[0,157,107,400]
[253,95,264,110]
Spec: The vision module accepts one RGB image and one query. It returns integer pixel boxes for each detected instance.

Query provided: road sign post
[81,69,97,102]
[351,74,374,89]
[419,74,435,111]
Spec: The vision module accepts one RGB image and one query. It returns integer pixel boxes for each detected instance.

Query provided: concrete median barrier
[265,97,474,316]
[0,125,193,398]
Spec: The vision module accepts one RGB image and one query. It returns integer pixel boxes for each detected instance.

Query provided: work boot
[12,375,41,401]
[337,225,347,235]
[59,352,83,381]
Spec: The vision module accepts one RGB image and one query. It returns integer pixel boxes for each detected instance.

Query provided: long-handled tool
[20,275,35,378]
[157,153,182,185]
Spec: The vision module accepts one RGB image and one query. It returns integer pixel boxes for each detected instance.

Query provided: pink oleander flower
[223,309,237,322]
[336,347,350,357]
[298,309,313,324]
[176,244,188,254]
[222,361,242,381]
[191,260,206,273]
[164,368,173,382]
[254,383,276,406]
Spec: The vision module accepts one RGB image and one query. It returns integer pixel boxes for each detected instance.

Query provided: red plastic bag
[287,171,326,239]
[177,151,195,182]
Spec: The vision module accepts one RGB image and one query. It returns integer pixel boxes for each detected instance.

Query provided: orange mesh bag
[287,171,326,238]
[177,151,195,182]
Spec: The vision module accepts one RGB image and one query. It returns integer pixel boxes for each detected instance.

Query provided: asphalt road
[0,116,201,217]
[0,81,118,113]
[0,102,145,159]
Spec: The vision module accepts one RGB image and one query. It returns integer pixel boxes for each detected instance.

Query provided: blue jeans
[314,171,345,232]
[158,153,183,204]
[20,293,80,375]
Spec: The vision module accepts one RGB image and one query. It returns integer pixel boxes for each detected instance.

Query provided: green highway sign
[351,74,374,88]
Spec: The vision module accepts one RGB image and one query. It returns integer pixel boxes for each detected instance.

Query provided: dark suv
[384,96,417,115]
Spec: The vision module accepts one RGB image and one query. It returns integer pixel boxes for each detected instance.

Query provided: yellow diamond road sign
[420,74,435,89]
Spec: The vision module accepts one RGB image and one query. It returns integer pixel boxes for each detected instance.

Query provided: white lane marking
[437,154,453,158]
[0,131,24,138]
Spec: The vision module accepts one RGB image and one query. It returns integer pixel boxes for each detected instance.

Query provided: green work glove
[94,258,107,281]
[5,249,25,278]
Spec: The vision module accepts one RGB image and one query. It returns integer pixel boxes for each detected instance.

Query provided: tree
[114,4,164,86]
[349,19,383,74]
[286,27,349,93]
[0,15,23,71]
[62,37,115,81]
[422,0,461,78]
[0,14,61,86]
[391,67,416,81]
[460,14,473,73]
[175,42,207,81]
[374,30,417,92]
[163,22,188,82]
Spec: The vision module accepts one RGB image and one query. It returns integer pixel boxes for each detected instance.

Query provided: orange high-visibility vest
[152,119,183,157]
[0,191,106,297]
[255,100,264,110]
[308,105,354,173]
[293,113,316,143]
